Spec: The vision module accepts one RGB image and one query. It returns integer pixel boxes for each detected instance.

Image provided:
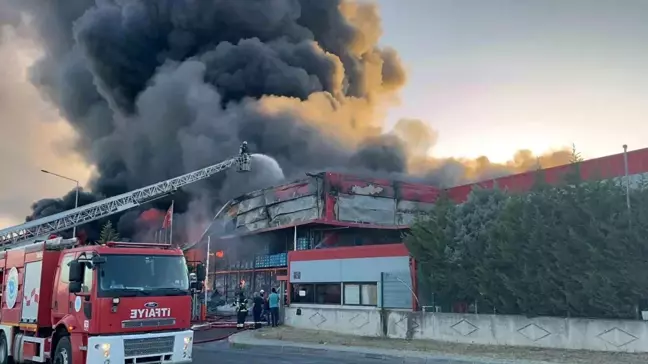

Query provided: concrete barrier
[285,304,648,352]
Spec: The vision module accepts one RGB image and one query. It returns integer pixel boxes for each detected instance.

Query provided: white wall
[285,305,648,353]
[290,256,409,283]
[285,304,385,337]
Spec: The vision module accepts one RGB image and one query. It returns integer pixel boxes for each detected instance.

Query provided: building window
[344,284,361,305]
[291,283,341,305]
[291,284,315,303]
[315,284,341,304]
[343,283,378,306]
[361,284,378,305]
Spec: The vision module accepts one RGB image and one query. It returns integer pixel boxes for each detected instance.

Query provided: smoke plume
[1,0,570,242]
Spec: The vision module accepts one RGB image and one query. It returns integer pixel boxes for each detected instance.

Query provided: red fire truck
[0,237,200,364]
[0,143,252,363]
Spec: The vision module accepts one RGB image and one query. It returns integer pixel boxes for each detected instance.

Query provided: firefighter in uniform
[239,141,249,155]
[235,292,249,329]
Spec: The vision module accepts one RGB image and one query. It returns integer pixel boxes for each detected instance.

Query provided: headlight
[95,343,110,358]
[183,336,192,358]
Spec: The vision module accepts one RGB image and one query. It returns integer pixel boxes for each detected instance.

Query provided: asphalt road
[193,340,478,364]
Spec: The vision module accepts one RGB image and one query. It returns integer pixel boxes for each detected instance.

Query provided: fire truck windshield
[97,254,190,297]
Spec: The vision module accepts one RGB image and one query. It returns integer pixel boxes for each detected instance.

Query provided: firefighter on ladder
[235,291,249,329]
[239,141,249,155]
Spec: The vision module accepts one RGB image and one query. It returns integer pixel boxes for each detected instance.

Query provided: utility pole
[623,145,632,227]
[41,170,80,238]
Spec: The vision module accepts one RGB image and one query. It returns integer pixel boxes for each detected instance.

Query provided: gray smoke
[4,0,413,241]
[3,0,571,241]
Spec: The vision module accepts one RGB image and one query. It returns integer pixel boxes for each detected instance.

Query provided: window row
[291,282,378,306]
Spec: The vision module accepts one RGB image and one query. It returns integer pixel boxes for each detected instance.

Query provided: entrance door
[276,275,288,325]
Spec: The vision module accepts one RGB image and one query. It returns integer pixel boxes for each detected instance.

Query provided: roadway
[192,337,480,364]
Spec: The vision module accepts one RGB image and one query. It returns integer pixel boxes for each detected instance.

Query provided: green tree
[404,193,458,308]
[98,221,119,244]
[408,151,648,318]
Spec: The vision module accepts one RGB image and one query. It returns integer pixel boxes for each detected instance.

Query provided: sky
[1,0,647,228]
[0,26,92,228]
[378,0,648,162]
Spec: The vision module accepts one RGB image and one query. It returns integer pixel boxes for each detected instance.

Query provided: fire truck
[0,143,251,364]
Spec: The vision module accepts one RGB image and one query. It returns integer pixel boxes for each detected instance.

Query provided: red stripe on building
[288,243,409,262]
[447,147,648,203]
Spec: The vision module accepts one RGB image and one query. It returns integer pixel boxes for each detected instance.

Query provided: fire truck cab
[0,237,194,364]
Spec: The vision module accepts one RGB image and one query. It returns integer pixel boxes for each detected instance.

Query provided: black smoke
[5,0,415,241]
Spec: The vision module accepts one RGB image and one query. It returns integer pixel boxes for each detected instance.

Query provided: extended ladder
[0,144,251,248]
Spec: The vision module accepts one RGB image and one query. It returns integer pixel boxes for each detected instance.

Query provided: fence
[381,271,413,309]
[211,269,285,303]
[414,265,648,320]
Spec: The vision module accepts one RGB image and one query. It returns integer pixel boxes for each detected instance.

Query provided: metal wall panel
[265,179,318,204]
[336,194,396,225]
[237,195,266,214]
[268,195,319,218]
[327,174,396,198]
[396,200,436,225]
[381,271,413,309]
[236,207,267,227]
[269,208,320,228]
[289,256,409,283]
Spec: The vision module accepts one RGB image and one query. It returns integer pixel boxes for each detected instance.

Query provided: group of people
[235,287,280,329]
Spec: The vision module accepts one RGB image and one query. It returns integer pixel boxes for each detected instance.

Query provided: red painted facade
[207,172,443,239]
[197,147,648,256]
[209,147,648,239]
[447,146,648,202]
[202,148,648,310]
[288,243,409,262]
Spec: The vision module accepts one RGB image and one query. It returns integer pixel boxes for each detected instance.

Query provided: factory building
[191,146,648,310]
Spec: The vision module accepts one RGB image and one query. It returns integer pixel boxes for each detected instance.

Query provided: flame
[215,250,224,258]
[139,208,164,223]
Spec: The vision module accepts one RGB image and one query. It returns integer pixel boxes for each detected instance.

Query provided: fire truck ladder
[0,142,252,248]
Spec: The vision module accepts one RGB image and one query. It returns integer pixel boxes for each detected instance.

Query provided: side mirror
[91,255,106,265]
[196,263,206,282]
[69,281,82,294]
[68,260,83,282]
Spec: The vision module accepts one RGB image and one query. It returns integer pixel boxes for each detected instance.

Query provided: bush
[406,160,648,319]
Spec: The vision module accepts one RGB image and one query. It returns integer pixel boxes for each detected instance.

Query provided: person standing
[261,289,270,325]
[235,292,248,329]
[252,292,264,329]
[268,287,280,327]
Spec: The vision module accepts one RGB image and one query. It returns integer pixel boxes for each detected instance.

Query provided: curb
[227,331,555,364]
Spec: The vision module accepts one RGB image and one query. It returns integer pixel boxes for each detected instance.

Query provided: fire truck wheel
[0,331,11,364]
[53,336,72,364]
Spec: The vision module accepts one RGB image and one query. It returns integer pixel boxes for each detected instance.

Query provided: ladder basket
[236,154,251,172]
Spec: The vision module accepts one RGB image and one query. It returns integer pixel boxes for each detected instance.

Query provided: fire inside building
[187,146,648,312]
